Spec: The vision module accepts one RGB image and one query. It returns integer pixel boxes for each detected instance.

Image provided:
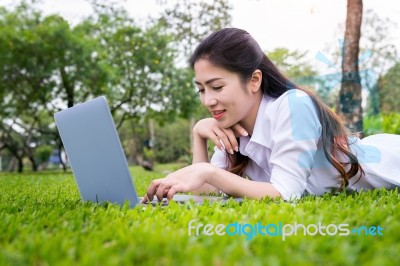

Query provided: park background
[1,0,400,265]
[1,0,400,172]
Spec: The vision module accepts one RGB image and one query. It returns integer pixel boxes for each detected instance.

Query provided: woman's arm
[191,128,219,194]
[190,128,280,198]
[190,118,249,195]
[142,162,281,202]
[141,118,254,202]
[207,166,281,199]
[191,122,210,164]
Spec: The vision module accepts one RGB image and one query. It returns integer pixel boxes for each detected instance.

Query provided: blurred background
[0,0,399,173]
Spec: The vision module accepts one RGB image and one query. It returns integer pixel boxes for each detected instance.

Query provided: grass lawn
[1,164,399,265]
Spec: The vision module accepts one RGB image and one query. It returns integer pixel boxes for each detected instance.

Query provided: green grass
[1,164,400,266]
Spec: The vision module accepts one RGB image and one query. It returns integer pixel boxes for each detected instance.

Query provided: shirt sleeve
[210,146,228,170]
[269,90,322,200]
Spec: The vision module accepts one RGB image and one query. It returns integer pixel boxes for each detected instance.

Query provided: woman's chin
[217,120,237,130]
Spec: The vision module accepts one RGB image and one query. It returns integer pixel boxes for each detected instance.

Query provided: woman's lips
[211,110,226,120]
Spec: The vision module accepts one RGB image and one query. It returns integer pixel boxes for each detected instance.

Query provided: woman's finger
[146,178,162,202]
[166,183,189,200]
[156,178,178,202]
[231,124,249,137]
[141,194,149,203]
[208,128,227,151]
[221,128,239,152]
[212,128,236,154]
[166,186,178,201]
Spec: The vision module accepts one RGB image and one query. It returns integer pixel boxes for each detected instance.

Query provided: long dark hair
[189,28,363,190]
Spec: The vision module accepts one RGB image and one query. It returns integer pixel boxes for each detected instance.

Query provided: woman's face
[193,59,262,133]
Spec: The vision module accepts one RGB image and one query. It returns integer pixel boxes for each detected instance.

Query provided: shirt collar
[239,96,272,154]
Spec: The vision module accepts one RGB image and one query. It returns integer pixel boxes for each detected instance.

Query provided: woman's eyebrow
[194,77,223,85]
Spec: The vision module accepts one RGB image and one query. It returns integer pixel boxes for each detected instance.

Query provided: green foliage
[0,1,187,171]
[0,2,111,171]
[142,147,155,162]
[268,48,317,80]
[324,9,399,115]
[156,0,233,120]
[117,117,192,165]
[0,0,235,172]
[360,10,399,115]
[378,62,400,113]
[267,48,335,105]
[34,145,52,164]
[158,0,233,59]
[153,119,191,163]
[363,113,400,136]
[0,167,399,265]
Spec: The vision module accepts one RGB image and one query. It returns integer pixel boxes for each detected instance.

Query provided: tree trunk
[130,120,143,165]
[7,146,24,172]
[58,138,67,171]
[148,119,155,149]
[7,157,15,172]
[60,66,74,108]
[337,0,363,133]
[143,119,155,171]
[17,156,23,173]
[28,155,38,172]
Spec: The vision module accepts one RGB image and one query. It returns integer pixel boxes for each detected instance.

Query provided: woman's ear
[250,69,262,92]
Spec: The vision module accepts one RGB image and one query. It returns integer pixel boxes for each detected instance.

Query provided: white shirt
[210,89,400,200]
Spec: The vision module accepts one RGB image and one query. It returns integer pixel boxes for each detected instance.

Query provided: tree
[153,118,191,163]
[156,0,233,153]
[267,48,317,80]
[157,0,233,119]
[158,0,232,63]
[0,1,111,171]
[337,0,363,132]
[0,1,181,171]
[318,8,398,116]
[359,9,399,115]
[378,62,400,113]
[266,48,342,107]
[0,4,62,171]
[83,2,182,170]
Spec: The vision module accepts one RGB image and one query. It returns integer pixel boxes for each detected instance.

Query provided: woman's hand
[192,118,248,154]
[141,162,216,203]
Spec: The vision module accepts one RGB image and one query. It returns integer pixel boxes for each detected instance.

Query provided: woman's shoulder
[264,89,321,140]
[266,89,315,115]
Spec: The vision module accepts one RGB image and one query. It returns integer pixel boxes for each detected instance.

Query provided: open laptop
[54,96,237,207]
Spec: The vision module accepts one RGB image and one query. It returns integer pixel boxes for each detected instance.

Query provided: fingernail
[219,139,226,150]
[229,149,234,154]
[242,131,248,136]
[234,146,239,152]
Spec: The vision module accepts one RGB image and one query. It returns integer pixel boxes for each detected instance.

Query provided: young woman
[142,28,400,202]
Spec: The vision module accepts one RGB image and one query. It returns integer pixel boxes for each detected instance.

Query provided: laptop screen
[54,96,140,207]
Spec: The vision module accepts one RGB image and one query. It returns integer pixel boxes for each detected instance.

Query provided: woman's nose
[203,92,217,107]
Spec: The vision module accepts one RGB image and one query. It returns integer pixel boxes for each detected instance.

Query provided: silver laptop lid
[54,96,139,207]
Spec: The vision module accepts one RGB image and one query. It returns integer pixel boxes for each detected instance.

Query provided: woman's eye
[196,88,205,94]
[212,86,223,90]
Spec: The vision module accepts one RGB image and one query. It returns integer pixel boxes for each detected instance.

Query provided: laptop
[54,96,237,207]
